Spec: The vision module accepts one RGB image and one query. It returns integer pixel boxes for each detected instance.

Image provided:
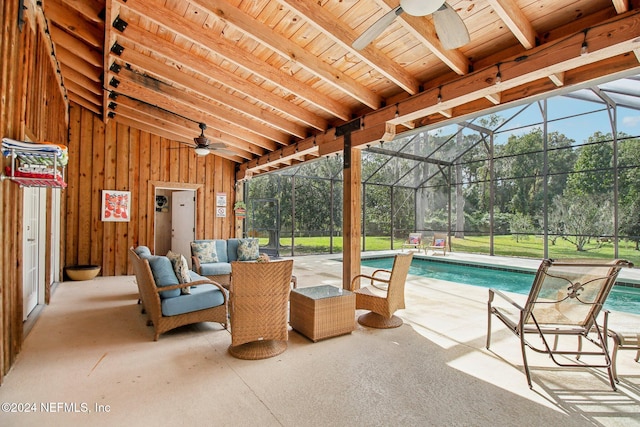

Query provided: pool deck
[1,250,639,426]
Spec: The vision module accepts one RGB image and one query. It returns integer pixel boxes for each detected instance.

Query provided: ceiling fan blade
[353,6,403,51]
[213,148,237,156]
[208,142,228,150]
[433,3,469,50]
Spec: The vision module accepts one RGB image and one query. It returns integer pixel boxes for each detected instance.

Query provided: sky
[426,93,640,147]
[490,96,640,145]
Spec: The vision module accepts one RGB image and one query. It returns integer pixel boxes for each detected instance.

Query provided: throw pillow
[237,238,259,261]
[191,241,218,263]
[434,239,445,247]
[166,250,192,295]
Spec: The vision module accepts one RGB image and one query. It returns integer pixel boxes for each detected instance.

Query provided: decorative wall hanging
[155,195,169,212]
[102,190,130,222]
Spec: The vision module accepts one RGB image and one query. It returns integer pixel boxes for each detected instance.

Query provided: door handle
[27,238,35,242]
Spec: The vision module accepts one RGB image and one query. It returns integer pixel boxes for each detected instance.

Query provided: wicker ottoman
[290,285,356,342]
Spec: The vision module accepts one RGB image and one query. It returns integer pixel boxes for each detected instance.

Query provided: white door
[171,191,195,267]
[50,188,62,283]
[23,187,43,320]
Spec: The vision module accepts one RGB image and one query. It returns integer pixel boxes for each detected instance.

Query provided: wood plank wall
[65,104,237,276]
[1,3,67,384]
[1,2,236,384]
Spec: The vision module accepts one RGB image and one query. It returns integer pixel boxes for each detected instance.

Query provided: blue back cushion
[227,239,240,262]
[192,240,229,263]
[134,245,152,258]
[213,240,228,263]
[147,256,180,298]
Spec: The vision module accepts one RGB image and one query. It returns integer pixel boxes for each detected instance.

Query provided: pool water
[361,257,640,315]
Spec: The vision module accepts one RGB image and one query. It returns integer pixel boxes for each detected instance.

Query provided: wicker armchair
[129,248,228,341]
[352,253,413,328]
[228,259,294,359]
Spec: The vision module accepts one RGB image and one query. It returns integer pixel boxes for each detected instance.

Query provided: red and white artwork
[101,190,130,222]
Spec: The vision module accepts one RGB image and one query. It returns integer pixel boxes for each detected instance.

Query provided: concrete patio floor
[0,251,638,426]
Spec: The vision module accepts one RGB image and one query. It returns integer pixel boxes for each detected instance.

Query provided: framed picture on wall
[101,190,130,222]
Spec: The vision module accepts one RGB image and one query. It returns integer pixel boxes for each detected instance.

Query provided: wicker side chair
[352,252,413,329]
[228,259,294,359]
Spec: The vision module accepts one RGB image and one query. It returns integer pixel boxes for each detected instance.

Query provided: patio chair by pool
[228,259,293,359]
[608,329,640,381]
[352,252,413,329]
[402,233,424,252]
[427,233,448,256]
[486,258,633,390]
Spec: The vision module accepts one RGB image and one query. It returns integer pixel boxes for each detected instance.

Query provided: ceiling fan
[189,123,234,156]
[353,0,469,51]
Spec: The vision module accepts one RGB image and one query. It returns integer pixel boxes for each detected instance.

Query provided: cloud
[622,115,640,127]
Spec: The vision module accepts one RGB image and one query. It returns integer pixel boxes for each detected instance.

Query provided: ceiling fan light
[194,147,210,156]
[400,0,445,16]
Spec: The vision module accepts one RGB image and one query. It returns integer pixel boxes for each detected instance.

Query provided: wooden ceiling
[42,0,640,179]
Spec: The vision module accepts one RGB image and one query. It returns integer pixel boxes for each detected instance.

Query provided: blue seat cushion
[199,262,231,276]
[161,284,226,316]
[188,270,209,282]
[147,256,181,298]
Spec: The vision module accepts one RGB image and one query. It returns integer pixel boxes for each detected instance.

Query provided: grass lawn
[258,234,640,265]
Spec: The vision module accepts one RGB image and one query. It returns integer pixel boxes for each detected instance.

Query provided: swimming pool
[361,257,640,315]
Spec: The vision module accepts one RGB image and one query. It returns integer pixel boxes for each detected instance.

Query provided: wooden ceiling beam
[240,11,640,177]
[485,0,537,49]
[50,25,102,68]
[111,104,201,145]
[112,114,244,163]
[117,0,330,130]
[276,0,421,95]
[55,46,102,82]
[113,103,254,161]
[611,0,630,14]
[114,95,267,158]
[43,0,103,49]
[190,0,382,110]
[60,64,102,96]
[114,24,308,139]
[107,69,281,152]
[65,79,102,106]
[68,93,101,115]
[388,11,640,125]
[52,0,104,24]
[110,56,292,147]
[377,0,470,75]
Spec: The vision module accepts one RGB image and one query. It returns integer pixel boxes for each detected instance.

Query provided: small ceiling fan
[353,0,469,51]
[190,123,234,156]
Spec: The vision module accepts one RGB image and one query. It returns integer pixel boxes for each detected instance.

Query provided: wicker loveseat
[129,246,228,341]
[190,238,260,287]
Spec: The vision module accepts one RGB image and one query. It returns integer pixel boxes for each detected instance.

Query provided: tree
[550,193,611,251]
[617,135,640,249]
[509,213,533,242]
[565,132,613,196]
